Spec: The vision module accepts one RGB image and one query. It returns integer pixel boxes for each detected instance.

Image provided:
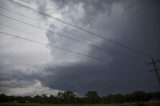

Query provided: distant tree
[49,95,57,104]
[57,91,76,104]
[33,95,42,103]
[106,94,124,103]
[0,91,160,104]
[0,94,7,102]
[85,91,100,104]
[131,91,146,102]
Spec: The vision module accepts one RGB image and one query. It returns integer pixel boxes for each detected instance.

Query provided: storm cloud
[0,0,160,96]
[44,0,160,95]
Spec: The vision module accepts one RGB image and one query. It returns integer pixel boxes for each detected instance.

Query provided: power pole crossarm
[147,58,160,84]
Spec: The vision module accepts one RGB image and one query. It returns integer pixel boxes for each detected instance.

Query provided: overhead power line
[0,2,148,71]
[0,22,147,71]
[58,31,144,63]
[0,6,148,70]
[0,32,45,45]
[0,6,37,21]
[0,12,148,70]
[7,0,152,59]
[0,10,145,63]
[0,31,106,62]
[0,22,141,64]
[0,31,146,71]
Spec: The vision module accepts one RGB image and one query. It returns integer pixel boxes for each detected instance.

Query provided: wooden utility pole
[147,58,160,84]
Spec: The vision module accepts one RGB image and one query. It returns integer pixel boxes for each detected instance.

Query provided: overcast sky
[0,0,160,96]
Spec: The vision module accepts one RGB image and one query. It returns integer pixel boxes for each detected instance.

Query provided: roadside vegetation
[0,91,160,105]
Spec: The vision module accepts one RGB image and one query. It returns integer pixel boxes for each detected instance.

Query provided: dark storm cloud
[42,0,160,95]
[42,61,158,96]
[35,0,120,27]
[1,0,160,96]
[113,0,160,57]
[51,0,117,25]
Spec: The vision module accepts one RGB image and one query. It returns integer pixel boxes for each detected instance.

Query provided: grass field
[0,102,160,106]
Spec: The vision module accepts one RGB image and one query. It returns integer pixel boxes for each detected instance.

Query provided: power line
[0,31,106,62]
[0,31,45,46]
[0,6,37,21]
[0,22,147,71]
[59,31,145,63]
[0,31,146,71]
[0,5,147,71]
[0,5,149,63]
[0,13,49,33]
[0,13,147,70]
[7,0,152,59]
[0,11,145,63]
[0,21,148,71]
[0,23,44,39]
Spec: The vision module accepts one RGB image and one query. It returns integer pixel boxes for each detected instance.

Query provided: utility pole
[147,58,160,84]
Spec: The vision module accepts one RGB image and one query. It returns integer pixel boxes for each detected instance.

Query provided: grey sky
[0,0,160,96]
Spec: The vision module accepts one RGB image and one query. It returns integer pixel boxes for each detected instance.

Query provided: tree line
[0,91,160,104]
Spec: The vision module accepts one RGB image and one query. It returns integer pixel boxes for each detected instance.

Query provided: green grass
[0,102,159,106]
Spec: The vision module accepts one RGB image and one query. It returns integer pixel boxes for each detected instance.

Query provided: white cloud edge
[1,80,63,96]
